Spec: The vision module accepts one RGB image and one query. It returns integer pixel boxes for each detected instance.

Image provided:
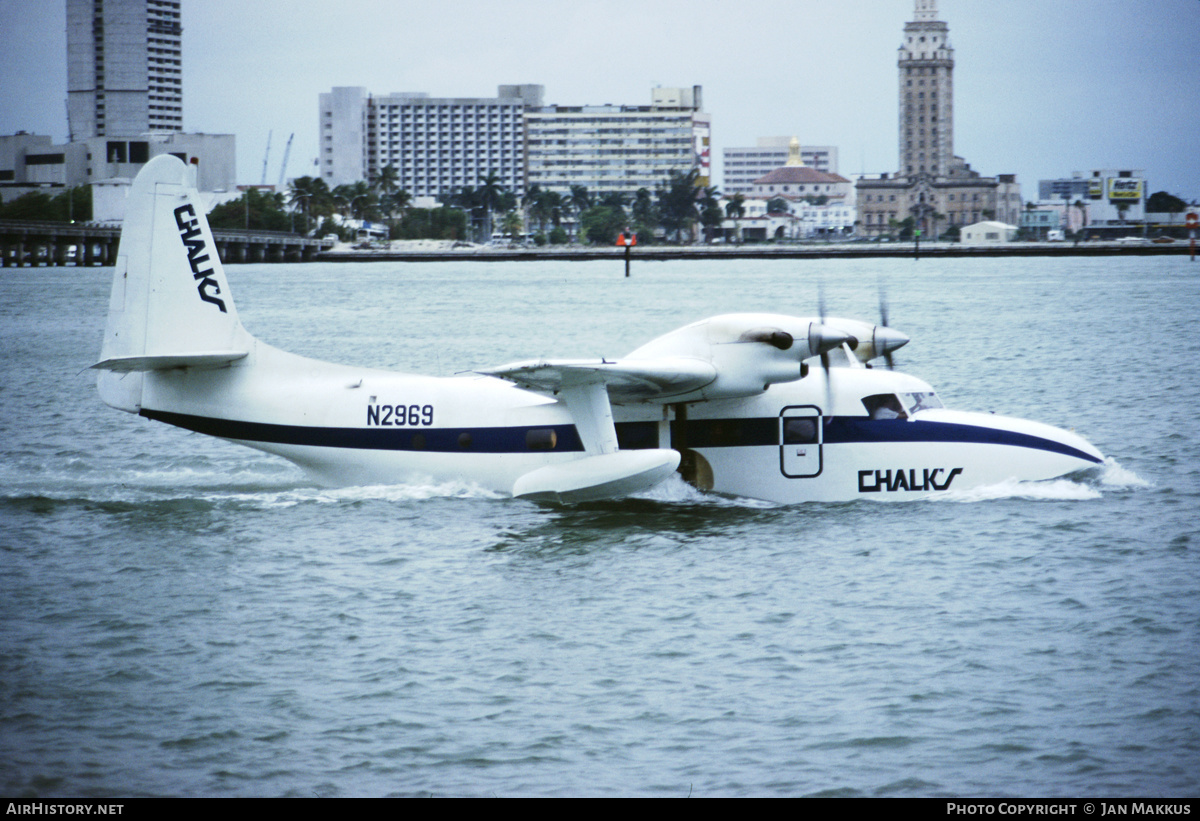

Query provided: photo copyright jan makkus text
[947,805,1192,816]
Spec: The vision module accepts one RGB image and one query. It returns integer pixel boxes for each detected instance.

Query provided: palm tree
[500,209,523,241]
[599,191,627,211]
[477,171,506,240]
[449,186,484,242]
[528,186,565,235]
[725,193,746,244]
[699,186,723,243]
[632,187,657,241]
[567,185,592,221]
[544,189,564,229]
[288,176,332,235]
[656,168,701,243]
[526,184,546,234]
[386,189,412,219]
[372,164,399,198]
[333,180,374,221]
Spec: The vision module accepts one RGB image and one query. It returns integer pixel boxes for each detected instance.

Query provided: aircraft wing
[480,357,717,403]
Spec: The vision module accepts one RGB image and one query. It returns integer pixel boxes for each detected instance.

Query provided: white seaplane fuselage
[94,157,1104,504]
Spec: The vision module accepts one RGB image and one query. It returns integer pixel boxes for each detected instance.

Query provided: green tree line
[0,186,92,222]
[1,162,729,246]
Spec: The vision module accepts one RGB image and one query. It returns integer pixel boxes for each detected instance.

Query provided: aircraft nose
[873,325,910,356]
[808,323,854,357]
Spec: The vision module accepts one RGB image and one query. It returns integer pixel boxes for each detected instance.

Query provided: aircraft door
[780,406,822,478]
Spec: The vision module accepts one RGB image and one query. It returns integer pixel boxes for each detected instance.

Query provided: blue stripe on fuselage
[141,409,586,453]
[823,418,1102,464]
[140,410,1100,464]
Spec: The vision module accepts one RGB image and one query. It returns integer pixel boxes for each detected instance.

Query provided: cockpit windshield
[862,391,943,419]
[902,391,943,414]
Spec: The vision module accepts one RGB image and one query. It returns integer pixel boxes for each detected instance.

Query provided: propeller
[879,286,895,369]
[874,283,909,370]
[817,284,833,413]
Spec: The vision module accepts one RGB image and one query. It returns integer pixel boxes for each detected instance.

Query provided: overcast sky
[2,0,1199,201]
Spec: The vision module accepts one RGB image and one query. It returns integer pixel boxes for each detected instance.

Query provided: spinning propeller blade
[879,285,896,370]
[817,284,833,412]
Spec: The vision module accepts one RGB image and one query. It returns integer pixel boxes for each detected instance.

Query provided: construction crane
[277,133,294,190]
[260,130,272,186]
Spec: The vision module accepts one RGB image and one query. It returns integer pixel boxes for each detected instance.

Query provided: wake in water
[631,473,779,509]
[0,453,505,509]
[1,447,1147,511]
[934,457,1149,503]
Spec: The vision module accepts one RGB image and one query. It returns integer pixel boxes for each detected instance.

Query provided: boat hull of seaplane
[93,156,1103,504]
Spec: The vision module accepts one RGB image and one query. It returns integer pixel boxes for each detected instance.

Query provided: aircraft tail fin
[95,155,251,412]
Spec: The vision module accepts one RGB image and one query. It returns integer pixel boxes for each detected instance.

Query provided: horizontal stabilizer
[481,357,716,403]
[512,449,680,503]
[91,351,248,372]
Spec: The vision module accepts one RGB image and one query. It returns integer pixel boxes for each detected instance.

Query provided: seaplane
[93,156,1105,503]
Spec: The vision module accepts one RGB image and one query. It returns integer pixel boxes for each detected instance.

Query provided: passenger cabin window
[782,418,819,445]
[526,428,558,451]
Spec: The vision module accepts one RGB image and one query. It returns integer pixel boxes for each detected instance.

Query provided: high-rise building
[319,85,542,197]
[856,0,1020,238]
[2,0,233,209]
[66,0,184,140]
[723,138,838,195]
[524,86,711,200]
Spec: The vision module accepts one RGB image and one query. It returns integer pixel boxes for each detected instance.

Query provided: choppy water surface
[1,256,1197,797]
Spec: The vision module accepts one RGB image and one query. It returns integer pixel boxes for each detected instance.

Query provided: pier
[0,220,333,267]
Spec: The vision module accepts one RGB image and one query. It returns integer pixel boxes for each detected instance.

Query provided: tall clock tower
[898,0,954,179]
[855,1,1021,239]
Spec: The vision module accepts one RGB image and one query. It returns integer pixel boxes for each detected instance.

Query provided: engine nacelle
[625,313,852,400]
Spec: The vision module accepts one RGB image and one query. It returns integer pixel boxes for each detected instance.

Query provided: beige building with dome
[747,139,852,203]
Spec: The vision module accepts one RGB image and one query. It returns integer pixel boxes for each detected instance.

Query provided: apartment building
[524,86,711,200]
[318,85,543,197]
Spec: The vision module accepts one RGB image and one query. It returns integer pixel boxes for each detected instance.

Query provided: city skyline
[2,0,1198,200]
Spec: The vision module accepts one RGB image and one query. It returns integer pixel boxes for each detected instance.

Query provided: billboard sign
[1107,177,1143,200]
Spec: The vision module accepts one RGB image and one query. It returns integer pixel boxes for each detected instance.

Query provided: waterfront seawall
[316,241,1192,263]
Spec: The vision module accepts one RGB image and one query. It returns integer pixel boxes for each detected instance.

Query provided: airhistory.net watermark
[6,805,123,815]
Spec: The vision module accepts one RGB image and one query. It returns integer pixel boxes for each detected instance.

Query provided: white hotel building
[319,85,543,198]
[319,85,710,202]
